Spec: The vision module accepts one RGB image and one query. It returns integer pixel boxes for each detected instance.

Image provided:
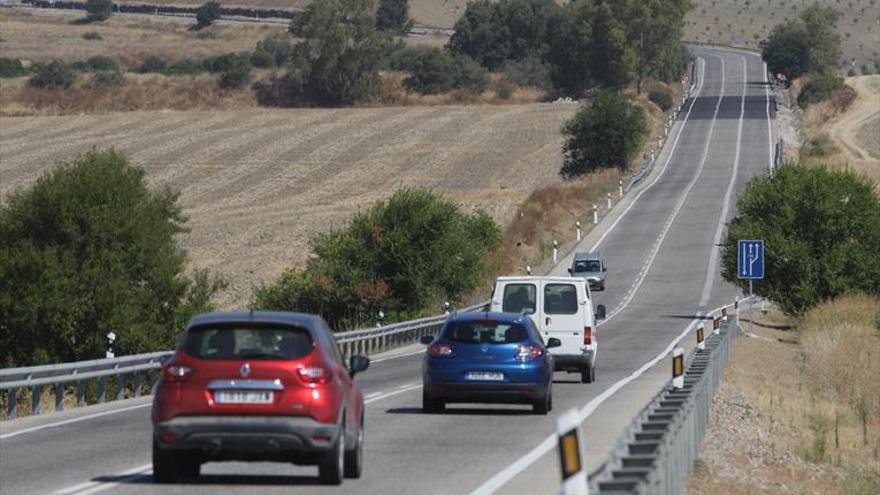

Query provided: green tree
[761,4,841,80]
[0,150,225,366]
[375,0,411,34]
[561,90,647,177]
[621,0,691,93]
[401,48,488,94]
[196,0,222,28]
[588,2,637,89]
[281,0,388,106]
[85,0,113,22]
[252,189,501,329]
[721,165,880,315]
[256,33,294,66]
[218,54,253,89]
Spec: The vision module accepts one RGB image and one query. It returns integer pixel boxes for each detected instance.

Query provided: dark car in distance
[420,312,560,415]
[151,311,370,485]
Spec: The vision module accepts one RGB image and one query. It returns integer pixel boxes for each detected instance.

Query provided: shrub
[164,58,206,76]
[648,89,673,111]
[252,189,501,329]
[29,61,76,89]
[561,90,648,177]
[250,50,275,69]
[375,0,411,34]
[402,48,488,94]
[847,68,857,77]
[90,70,125,87]
[0,58,26,78]
[860,64,871,75]
[797,72,845,108]
[83,31,103,41]
[502,55,554,91]
[218,54,252,89]
[85,0,113,22]
[205,52,249,73]
[138,55,168,73]
[86,55,120,72]
[196,0,222,28]
[0,149,225,366]
[720,164,880,315]
[386,46,427,71]
[255,33,294,66]
[70,60,91,72]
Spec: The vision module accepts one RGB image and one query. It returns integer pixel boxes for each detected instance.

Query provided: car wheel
[533,393,550,415]
[344,415,364,479]
[319,426,345,485]
[422,390,444,414]
[152,439,179,484]
[178,455,201,478]
[581,365,595,384]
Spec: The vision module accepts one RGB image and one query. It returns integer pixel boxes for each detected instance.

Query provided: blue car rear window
[443,322,529,344]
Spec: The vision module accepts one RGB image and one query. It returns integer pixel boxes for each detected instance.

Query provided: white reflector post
[696,326,705,351]
[672,347,685,389]
[556,409,588,495]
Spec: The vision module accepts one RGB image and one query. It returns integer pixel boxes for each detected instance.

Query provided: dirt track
[0,104,576,308]
[830,76,880,170]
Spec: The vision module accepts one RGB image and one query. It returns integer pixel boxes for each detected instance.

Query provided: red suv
[151,311,370,485]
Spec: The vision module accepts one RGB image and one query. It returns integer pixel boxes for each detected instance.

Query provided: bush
[561,90,648,177]
[375,0,411,34]
[205,52,250,73]
[164,58,206,76]
[0,149,225,366]
[218,54,252,89]
[83,31,103,41]
[252,189,501,329]
[255,33,294,66]
[70,60,91,72]
[85,0,113,22]
[860,64,871,75]
[250,50,275,69]
[90,70,125,87]
[797,72,845,108]
[29,61,76,89]
[502,55,553,91]
[196,0,222,28]
[0,58,26,78]
[402,48,488,94]
[648,89,673,111]
[720,164,880,315]
[86,55,120,72]
[138,55,168,73]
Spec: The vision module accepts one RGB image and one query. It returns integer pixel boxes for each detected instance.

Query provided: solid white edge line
[764,61,774,172]
[0,402,152,440]
[700,55,747,306]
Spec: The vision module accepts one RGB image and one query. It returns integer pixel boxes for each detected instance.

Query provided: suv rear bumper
[154,415,339,458]
[553,351,595,371]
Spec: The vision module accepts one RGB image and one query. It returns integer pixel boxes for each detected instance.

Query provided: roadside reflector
[721,307,728,320]
[672,348,684,389]
[697,327,705,351]
[556,409,588,494]
[713,317,720,331]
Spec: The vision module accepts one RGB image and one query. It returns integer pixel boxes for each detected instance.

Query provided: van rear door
[496,281,539,328]
[540,282,585,351]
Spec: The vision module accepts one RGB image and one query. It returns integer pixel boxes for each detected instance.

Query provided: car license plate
[465,371,504,381]
[214,390,273,404]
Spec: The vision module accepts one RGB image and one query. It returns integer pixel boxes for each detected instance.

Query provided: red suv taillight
[162,363,193,383]
[584,326,592,346]
[428,343,455,358]
[515,344,543,361]
[297,365,333,385]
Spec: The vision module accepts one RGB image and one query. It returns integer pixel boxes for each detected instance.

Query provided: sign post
[737,240,765,334]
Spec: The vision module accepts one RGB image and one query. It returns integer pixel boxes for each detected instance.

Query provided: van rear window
[544,284,578,315]
[181,324,313,360]
[502,283,537,314]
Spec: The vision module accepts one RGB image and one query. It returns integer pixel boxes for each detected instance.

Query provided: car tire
[178,456,201,478]
[422,390,444,414]
[533,393,550,415]
[581,365,595,384]
[344,415,364,479]
[319,427,345,485]
[152,440,179,484]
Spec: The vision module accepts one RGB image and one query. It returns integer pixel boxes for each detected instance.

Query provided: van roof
[573,251,601,261]
[495,276,585,284]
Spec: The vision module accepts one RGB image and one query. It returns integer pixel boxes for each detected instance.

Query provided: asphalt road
[0,47,774,495]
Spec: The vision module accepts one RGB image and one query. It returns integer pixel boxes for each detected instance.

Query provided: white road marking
[700,55,748,306]
[0,403,152,440]
[601,55,725,326]
[369,348,425,363]
[365,382,422,404]
[764,61,774,172]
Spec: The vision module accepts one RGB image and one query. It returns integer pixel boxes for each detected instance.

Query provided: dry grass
[685,0,880,69]
[688,296,880,495]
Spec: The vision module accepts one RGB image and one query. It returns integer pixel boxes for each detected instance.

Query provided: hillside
[0,104,577,308]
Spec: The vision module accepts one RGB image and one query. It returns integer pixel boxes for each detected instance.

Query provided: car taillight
[162,363,193,383]
[297,366,333,385]
[428,343,455,358]
[515,344,543,361]
[584,326,592,346]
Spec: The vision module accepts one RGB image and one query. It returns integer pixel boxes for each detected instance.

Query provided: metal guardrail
[588,304,738,495]
[0,302,489,420]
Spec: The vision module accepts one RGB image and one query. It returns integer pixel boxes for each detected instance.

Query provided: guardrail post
[31,385,42,416]
[55,383,64,412]
[115,370,124,401]
[7,389,17,420]
[134,370,143,397]
[76,380,86,407]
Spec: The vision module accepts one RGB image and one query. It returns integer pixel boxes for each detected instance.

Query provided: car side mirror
[567,268,573,274]
[349,355,370,377]
[596,304,606,320]
[420,335,434,345]
[546,338,562,348]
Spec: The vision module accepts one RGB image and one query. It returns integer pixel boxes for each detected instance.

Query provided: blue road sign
[737,240,764,279]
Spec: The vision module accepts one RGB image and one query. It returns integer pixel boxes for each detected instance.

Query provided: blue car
[420,312,560,415]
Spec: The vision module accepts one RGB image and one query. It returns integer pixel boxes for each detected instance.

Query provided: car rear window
[502,283,537,314]
[443,321,529,344]
[544,284,578,315]
[181,324,313,360]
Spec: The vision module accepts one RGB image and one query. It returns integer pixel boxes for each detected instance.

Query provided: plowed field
[0,104,576,308]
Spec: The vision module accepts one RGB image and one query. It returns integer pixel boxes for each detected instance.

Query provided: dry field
[685,0,880,69]
[0,9,286,66]
[0,104,577,308]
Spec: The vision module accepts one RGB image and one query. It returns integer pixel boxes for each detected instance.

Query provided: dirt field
[0,104,577,308]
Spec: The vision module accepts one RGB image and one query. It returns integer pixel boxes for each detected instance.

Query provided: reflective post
[557,409,588,495]
[672,348,684,389]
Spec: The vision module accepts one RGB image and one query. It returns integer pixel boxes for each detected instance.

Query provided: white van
[489,276,606,383]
